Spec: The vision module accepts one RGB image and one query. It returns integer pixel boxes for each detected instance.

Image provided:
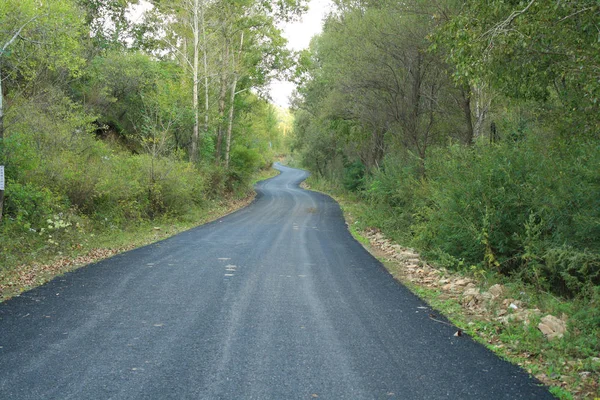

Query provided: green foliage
[1,80,261,228]
[234,94,281,166]
[433,0,600,135]
[228,145,262,191]
[3,180,64,231]
[0,0,85,81]
[362,155,426,244]
[342,161,365,192]
[360,137,600,297]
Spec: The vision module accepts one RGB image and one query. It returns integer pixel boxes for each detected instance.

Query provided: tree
[146,0,305,165]
[294,3,459,175]
[144,0,208,163]
[435,0,600,134]
[78,0,142,52]
[0,0,85,222]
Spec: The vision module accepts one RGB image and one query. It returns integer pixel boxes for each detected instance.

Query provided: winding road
[0,164,552,399]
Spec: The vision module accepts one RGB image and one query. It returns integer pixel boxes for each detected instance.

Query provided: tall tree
[147,0,305,164]
[147,0,207,163]
[294,3,457,174]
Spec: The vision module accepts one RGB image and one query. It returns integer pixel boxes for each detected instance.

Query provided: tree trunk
[224,73,238,169]
[461,86,475,145]
[0,64,5,223]
[408,52,422,146]
[409,52,423,173]
[224,32,243,169]
[370,127,385,170]
[215,40,230,163]
[201,2,209,140]
[473,84,492,140]
[190,0,200,164]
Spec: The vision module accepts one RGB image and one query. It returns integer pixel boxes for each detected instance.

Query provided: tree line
[292,0,600,297]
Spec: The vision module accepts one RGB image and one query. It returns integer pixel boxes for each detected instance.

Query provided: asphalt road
[0,164,553,399]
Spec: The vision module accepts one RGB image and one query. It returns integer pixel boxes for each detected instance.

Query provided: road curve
[0,164,552,399]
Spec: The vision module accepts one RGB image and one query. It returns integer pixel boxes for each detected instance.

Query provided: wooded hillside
[0,0,300,270]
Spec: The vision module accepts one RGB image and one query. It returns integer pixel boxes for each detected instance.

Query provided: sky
[269,0,334,108]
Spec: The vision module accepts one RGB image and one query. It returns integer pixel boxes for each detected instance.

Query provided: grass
[0,167,279,302]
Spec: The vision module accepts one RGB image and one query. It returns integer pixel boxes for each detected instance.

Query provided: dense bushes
[0,122,268,273]
[360,137,600,297]
[228,145,263,190]
[3,132,231,227]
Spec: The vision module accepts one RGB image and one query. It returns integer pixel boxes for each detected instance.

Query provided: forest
[292,0,599,299]
[0,0,300,273]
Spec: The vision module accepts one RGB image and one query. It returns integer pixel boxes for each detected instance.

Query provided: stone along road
[0,164,552,399]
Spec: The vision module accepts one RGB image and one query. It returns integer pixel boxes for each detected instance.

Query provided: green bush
[413,138,600,295]
[203,165,228,198]
[342,161,365,192]
[362,156,425,243]
[3,180,65,231]
[228,145,262,192]
[143,155,207,217]
[352,136,600,296]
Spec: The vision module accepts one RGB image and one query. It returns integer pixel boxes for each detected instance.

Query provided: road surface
[0,164,552,399]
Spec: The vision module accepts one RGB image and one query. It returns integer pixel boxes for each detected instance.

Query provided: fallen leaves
[0,247,134,301]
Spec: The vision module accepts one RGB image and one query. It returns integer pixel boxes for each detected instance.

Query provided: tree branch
[160,37,194,70]
[18,35,44,46]
[482,0,536,42]
[558,7,595,23]
[1,14,45,54]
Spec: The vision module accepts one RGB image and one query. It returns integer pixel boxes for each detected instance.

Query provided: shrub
[342,161,365,192]
[228,145,262,192]
[3,180,65,231]
[344,136,600,296]
[413,137,600,296]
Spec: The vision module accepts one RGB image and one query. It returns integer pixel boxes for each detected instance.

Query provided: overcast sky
[269,0,333,108]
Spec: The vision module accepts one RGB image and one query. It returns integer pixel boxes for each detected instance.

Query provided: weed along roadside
[0,168,279,303]
[300,179,600,400]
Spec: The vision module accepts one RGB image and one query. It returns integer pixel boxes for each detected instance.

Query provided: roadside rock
[462,288,481,306]
[502,299,523,309]
[538,315,567,340]
[454,278,472,287]
[488,284,504,298]
[497,308,541,325]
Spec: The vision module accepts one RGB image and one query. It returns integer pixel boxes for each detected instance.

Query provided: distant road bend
[0,163,552,399]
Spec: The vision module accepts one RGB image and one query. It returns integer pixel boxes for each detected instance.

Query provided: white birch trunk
[190,0,200,163]
[224,32,243,169]
[201,1,209,138]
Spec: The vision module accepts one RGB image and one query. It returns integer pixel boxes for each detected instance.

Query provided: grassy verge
[0,167,279,302]
[302,175,600,400]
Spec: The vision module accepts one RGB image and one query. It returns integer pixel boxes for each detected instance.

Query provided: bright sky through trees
[269,0,332,108]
